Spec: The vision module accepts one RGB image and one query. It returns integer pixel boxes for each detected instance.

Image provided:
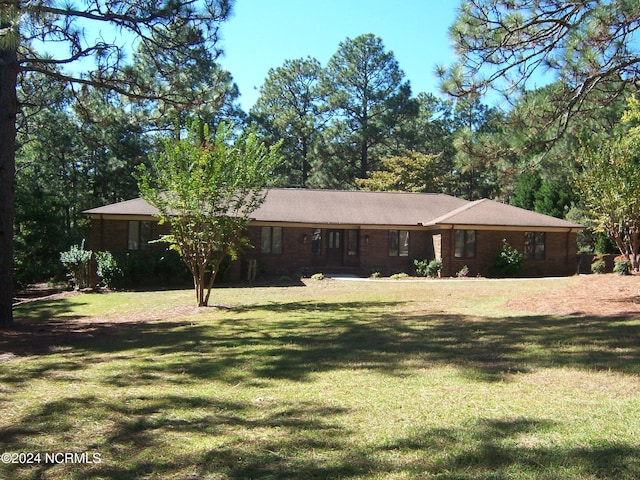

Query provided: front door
[326,230,343,265]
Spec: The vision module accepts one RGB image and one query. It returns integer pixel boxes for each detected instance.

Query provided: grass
[1,277,639,479]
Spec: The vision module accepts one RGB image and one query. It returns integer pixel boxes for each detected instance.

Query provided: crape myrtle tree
[0,0,233,326]
[137,122,282,307]
[440,0,640,145]
[575,96,640,271]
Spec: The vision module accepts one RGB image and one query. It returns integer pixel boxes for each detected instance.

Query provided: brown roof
[425,199,583,229]
[84,197,160,216]
[84,189,582,230]
[251,189,468,226]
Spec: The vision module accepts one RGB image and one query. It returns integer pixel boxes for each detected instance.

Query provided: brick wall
[88,218,168,252]
[243,226,438,277]
[89,218,578,280]
[441,229,578,277]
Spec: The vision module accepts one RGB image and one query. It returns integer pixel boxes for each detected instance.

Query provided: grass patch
[1,278,639,479]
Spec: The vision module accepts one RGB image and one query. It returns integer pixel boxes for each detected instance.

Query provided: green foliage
[369,271,381,279]
[456,265,470,278]
[95,251,121,288]
[591,256,607,275]
[575,97,640,271]
[492,239,524,277]
[511,171,572,219]
[137,122,283,306]
[111,251,191,289]
[59,241,93,290]
[414,258,442,278]
[357,151,444,192]
[250,57,326,188]
[310,273,325,281]
[390,272,409,279]
[323,33,418,180]
[614,257,632,276]
[441,0,640,144]
[14,75,148,288]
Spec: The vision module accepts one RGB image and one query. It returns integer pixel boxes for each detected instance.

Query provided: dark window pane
[389,230,399,256]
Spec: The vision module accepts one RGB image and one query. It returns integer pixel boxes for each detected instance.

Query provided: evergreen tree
[322,34,418,182]
[251,57,326,187]
[0,0,233,325]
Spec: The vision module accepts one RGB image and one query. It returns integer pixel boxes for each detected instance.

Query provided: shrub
[413,259,429,277]
[95,251,121,288]
[613,256,631,276]
[311,273,325,281]
[426,259,442,278]
[390,272,409,279]
[369,271,381,279]
[414,258,442,278]
[492,239,523,277]
[591,255,606,274]
[111,251,191,289]
[456,265,470,278]
[60,240,93,290]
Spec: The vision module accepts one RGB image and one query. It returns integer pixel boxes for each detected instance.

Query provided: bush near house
[492,239,524,277]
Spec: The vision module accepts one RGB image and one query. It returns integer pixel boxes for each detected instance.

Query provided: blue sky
[218,0,461,111]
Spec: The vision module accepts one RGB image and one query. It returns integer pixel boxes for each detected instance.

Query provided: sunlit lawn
[1,277,639,479]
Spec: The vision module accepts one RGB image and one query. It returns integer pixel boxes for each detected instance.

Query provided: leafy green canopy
[575,96,640,270]
[137,123,282,306]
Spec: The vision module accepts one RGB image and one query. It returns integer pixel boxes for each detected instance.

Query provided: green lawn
[2,278,639,479]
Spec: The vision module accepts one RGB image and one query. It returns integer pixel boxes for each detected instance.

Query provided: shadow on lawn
[2,393,638,479]
[3,298,640,386]
[2,297,640,479]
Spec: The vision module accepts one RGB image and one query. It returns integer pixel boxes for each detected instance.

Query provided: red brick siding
[88,218,168,252]
[441,229,577,277]
[89,219,578,279]
[243,226,437,276]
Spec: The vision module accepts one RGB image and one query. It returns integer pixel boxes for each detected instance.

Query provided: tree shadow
[3,393,638,479]
[3,298,639,387]
[379,417,640,479]
[0,393,361,480]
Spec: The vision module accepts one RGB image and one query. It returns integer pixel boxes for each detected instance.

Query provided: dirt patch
[13,283,80,306]
[505,274,640,318]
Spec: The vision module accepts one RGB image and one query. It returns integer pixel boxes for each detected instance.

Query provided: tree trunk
[301,138,308,188]
[203,253,225,307]
[0,44,18,327]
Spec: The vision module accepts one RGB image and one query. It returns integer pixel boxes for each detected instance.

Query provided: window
[261,226,283,254]
[347,230,359,256]
[454,230,476,258]
[327,230,341,250]
[389,230,409,256]
[525,232,545,260]
[311,229,322,255]
[128,221,152,250]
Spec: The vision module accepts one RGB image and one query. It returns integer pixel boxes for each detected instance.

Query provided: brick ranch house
[84,188,582,279]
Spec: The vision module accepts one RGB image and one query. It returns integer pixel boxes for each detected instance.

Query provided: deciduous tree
[0,0,233,326]
[575,97,640,270]
[137,123,282,307]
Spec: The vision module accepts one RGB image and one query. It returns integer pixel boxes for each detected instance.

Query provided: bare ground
[505,274,640,318]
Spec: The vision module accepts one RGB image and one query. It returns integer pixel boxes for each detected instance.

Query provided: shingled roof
[84,188,582,230]
[425,198,583,229]
[250,189,468,226]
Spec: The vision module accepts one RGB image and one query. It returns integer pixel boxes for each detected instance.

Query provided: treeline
[15,33,626,286]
